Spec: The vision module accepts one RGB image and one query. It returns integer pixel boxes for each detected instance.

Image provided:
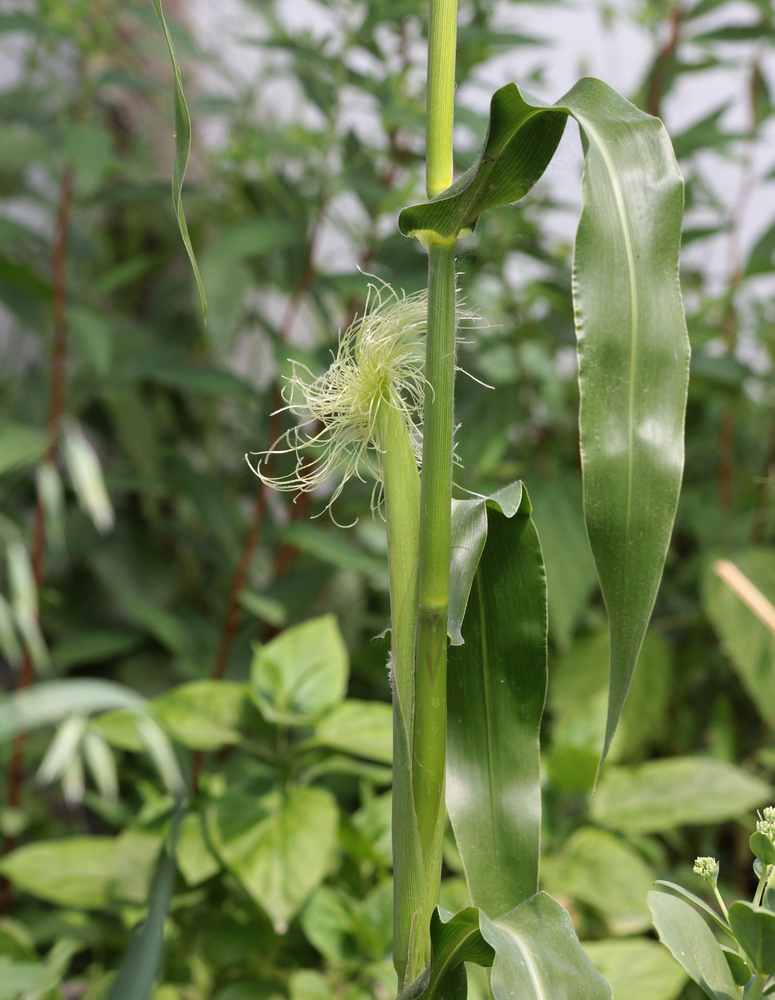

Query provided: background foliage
[0,0,774,997]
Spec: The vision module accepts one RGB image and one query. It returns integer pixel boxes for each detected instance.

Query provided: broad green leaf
[207,787,338,933]
[653,882,734,938]
[308,700,392,763]
[480,892,612,999]
[0,831,156,914]
[107,812,182,1000]
[398,907,494,999]
[751,832,775,866]
[447,484,547,918]
[250,615,348,725]
[728,901,775,975]
[149,0,207,320]
[176,812,221,887]
[0,957,44,1000]
[541,828,655,935]
[301,887,356,963]
[583,938,687,1000]
[720,948,752,987]
[704,552,775,725]
[591,757,770,835]
[649,891,742,1000]
[153,680,248,750]
[0,424,46,475]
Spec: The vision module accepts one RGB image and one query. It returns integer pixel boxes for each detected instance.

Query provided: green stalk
[376,396,424,988]
[426,0,458,200]
[413,239,456,869]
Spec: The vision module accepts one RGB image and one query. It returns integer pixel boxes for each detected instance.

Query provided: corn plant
[155,0,689,996]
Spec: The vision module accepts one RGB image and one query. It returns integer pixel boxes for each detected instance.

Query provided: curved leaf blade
[481,892,612,999]
[447,485,547,918]
[649,891,742,1000]
[150,0,207,320]
[563,78,689,771]
[398,907,494,1000]
[399,86,567,241]
[401,80,688,768]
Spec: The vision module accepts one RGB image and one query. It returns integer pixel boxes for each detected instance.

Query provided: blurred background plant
[0,0,774,997]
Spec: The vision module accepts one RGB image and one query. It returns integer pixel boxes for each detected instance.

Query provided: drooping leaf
[447,484,547,918]
[480,892,612,1000]
[0,679,142,741]
[149,0,207,320]
[727,901,775,976]
[591,757,771,834]
[401,78,688,771]
[649,891,742,1000]
[565,79,688,771]
[207,787,339,933]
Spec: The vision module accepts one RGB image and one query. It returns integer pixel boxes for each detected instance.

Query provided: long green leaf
[480,892,612,999]
[401,79,688,768]
[564,79,688,770]
[649,891,742,1000]
[107,810,183,1000]
[150,0,207,320]
[447,484,547,918]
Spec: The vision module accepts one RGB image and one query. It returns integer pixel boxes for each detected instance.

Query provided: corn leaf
[481,893,613,999]
[403,79,687,771]
[447,484,547,918]
[149,0,207,320]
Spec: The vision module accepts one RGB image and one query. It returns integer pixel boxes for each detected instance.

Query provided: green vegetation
[0,1,774,998]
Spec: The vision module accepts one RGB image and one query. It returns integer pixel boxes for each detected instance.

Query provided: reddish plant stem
[2,166,74,909]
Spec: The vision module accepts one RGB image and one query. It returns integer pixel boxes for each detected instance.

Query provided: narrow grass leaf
[149,0,207,320]
[447,484,547,918]
[107,810,183,1000]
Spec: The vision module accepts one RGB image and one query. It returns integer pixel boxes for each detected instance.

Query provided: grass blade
[149,0,207,321]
